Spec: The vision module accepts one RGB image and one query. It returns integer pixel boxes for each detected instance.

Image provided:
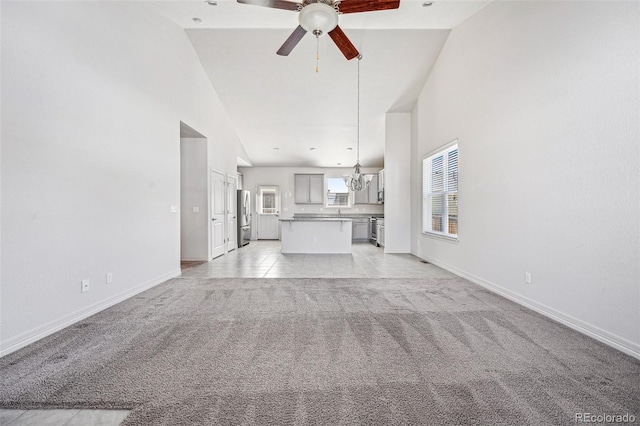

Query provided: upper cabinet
[353,174,379,205]
[308,175,324,203]
[368,174,379,204]
[294,174,324,204]
[353,183,369,204]
[377,169,384,204]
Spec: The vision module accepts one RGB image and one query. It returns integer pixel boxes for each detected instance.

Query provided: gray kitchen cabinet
[352,219,370,241]
[353,186,369,204]
[353,174,379,204]
[377,220,385,247]
[377,169,384,204]
[294,175,308,204]
[368,174,379,205]
[294,174,324,204]
[308,175,324,203]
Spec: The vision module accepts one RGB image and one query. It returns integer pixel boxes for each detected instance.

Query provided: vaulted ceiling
[151,0,490,167]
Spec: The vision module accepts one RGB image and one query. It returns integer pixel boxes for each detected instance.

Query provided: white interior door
[257,185,280,240]
[226,175,237,252]
[210,170,226,259]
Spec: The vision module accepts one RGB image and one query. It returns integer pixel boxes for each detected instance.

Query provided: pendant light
[344,55,372,192]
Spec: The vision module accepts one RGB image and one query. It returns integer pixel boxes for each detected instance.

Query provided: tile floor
[0,409,130,426]
[1,241,454,425]
[181,240,456,279]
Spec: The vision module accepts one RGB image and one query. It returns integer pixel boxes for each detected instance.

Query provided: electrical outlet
[106,272,113,284]
[81,279,90,293]
[170,205,177,213]
[525,272,532,284]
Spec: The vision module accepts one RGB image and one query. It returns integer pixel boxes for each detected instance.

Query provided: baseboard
[414,252,640,360]
[180,257,208,261]
[0,268,182,358]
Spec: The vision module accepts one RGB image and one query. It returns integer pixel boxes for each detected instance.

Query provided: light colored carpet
[1,277,638,425]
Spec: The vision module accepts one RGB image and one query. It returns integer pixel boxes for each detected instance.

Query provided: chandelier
[344,55,372,192]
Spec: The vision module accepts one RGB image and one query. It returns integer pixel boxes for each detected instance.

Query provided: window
[326,178,350,207]
[258,187,278,214]
[423,141,458,238]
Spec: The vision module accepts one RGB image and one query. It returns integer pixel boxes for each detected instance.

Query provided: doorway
[226,174,237,253]
[180,122,208,262]
[256,185,280,240]
[210,170,226,259]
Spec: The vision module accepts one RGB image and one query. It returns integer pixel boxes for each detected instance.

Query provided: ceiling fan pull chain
[315,32,320,73]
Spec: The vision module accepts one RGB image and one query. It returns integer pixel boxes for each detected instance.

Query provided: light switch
[192,207,199,213]
[170,205,177,213]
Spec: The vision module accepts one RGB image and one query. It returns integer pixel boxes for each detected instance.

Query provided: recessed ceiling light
[309,147,316,151]
[346,147,353,151]
[192,17,202,23]
[422,2,434,7]
[205,0,218,5]
[273,147,279,151]
[337,162,342,166]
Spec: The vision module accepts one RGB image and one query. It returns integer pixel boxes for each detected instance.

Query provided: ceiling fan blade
[277,25,307,56]
[236,0,301,12]
[337,0,400,14]
[328,26,360,60]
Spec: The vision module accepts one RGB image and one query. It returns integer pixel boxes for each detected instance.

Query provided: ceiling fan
[236,0,400,60]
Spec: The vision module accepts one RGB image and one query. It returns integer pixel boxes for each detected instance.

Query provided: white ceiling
[151,0,490,167]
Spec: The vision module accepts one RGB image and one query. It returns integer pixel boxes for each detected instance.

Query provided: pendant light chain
[343,54,369,192]
[356,56,360,164]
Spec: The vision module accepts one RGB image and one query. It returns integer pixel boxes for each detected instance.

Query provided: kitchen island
[280,218,353,254]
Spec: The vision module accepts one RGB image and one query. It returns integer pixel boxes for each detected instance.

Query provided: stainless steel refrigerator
[237,190,251,247]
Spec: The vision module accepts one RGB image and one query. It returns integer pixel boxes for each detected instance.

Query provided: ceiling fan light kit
[298,2,338,35]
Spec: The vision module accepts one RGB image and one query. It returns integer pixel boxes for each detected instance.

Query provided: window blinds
[423,143,458,237]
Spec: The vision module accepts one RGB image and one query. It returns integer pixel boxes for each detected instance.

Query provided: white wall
[0,2,245,355]
[239,167,384,240]
[180,138,209,261]
[411,1,640,357]
[384,113,411,253]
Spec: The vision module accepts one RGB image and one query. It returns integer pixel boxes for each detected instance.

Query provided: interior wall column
[384,113,411,253]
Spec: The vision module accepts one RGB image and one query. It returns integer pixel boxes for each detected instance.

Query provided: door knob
[212,218,217,221]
